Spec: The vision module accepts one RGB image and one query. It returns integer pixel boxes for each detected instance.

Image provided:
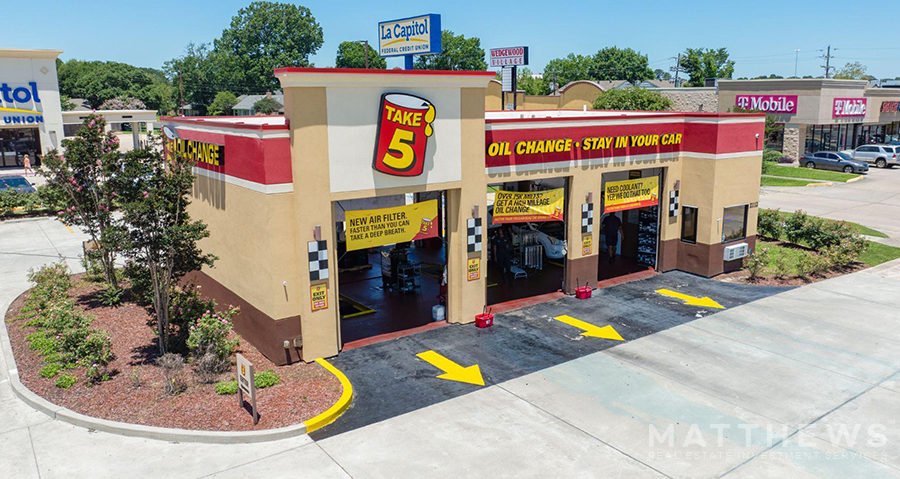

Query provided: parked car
[851,144,899,168]
[0,176,36,193]
[800,151,869,174]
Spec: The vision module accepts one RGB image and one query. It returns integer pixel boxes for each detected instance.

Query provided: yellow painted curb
[805,182,834,187]
[846,176,865,183]
[303,358,353,433]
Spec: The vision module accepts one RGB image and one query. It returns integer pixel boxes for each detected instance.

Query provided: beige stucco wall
[680,155,761,245]
[189,177,301,320]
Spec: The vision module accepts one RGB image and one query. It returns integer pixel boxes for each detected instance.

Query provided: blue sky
[6,0,900,79]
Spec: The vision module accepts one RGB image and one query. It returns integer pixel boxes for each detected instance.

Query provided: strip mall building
[162,68,764,365]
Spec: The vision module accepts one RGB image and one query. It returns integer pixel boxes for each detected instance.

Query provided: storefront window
[0,128,41,168]
[766,123,784,152]
[722,205,748,243]
[681,206,698,243]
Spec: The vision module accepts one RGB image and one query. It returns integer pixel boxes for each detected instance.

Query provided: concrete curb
[846,175,865,183]
[0,294,327,444]
[806,181,834,187]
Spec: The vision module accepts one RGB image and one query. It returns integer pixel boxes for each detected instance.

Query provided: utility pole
[178,69,184,116]
[670,54,686,87]
[794,49,800,78]
[355,40,370,69]
[820,45,834,79]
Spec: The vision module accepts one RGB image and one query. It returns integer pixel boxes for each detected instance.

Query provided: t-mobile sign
[734,95,798,114]
[833,98,867,118]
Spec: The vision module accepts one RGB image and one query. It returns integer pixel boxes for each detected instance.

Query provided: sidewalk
[2,217,899,478]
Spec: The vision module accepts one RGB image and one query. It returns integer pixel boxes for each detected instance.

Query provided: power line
[820,45,834,78]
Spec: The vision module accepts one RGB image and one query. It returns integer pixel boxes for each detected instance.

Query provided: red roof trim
[160,116,289,131]
[485,111,765,124]
[273,67,496,77]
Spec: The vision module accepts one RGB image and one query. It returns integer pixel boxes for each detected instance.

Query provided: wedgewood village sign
[833,98,867,118]
[734,95,798,114]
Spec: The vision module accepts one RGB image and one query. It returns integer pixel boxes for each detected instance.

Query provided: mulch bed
[6,276,342,431]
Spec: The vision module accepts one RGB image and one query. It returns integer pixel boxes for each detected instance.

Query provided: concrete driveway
[759,167,900,245]
[2,217,900,478]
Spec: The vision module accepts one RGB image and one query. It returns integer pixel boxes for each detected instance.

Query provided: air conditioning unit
[723,242,749,261]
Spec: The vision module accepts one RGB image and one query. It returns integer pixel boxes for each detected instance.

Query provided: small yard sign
[236,353,258,425]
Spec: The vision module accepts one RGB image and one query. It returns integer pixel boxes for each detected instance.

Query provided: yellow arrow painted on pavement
[553,315,625,341]
[655,289,724,309]
[416,350,485,386]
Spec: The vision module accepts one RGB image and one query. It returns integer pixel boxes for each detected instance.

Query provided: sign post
[378,14,442,70]
[492,47,528,111]
[236,353,258,425]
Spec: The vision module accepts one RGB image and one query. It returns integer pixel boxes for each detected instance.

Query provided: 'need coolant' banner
[492,188,565,223]
[345,200,438,251]
[604,177,659,213]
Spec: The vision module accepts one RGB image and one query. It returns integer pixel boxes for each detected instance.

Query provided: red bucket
[475,313,494,328]
[575,286,592,300]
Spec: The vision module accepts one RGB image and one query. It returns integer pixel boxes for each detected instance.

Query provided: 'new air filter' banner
[604,177,659,213]
[492,188,565,223]
[345,199,438,251]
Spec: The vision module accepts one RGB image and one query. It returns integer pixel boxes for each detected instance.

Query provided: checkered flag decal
[467,218,482,253]
[669,190,679,217]
[581,203,594,234]
[308,240,329,281]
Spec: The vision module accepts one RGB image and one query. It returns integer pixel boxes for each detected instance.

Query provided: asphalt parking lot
[313,271,788,439]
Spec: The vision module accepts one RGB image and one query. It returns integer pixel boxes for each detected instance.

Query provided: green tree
[515,67,549,95]
[253,97,281,114]
[592,87,672,111]
[60,95,77,111]
[57,59,172,112]
[542,54,595,90]
[591,47,653,85]
[415,30,487,71]
[680,48,735,86]
[164,43,220,114]
[118,136,216,354]
[654,69,671,81]
[41,114,126,289]
[207,91,238,116]
[834,62,873,80]
[335,41,386,69]
[212,1,324,91]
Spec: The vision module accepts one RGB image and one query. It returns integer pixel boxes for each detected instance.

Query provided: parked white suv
[851,144,899,168]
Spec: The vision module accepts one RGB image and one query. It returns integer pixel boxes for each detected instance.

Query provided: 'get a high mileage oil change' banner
[604,177,659,213]
[345,200,438,251]
[492,188,565,223]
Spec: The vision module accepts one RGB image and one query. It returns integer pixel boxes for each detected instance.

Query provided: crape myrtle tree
[117,135,216,354]
[42,114,124,289]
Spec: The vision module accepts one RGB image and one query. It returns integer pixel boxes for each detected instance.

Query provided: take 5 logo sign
[373,93,436,177]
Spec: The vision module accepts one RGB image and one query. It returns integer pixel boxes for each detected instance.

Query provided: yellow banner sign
[582,235,592,256]
[492,188,565,223]
[310,284,328,311]
[346,200,438,251]
[604,177,659,213]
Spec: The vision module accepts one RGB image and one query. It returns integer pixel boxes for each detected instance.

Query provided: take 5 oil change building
[161,68,764,365]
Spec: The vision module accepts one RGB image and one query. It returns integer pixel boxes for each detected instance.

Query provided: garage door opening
[335,192,448,346]
[598,169,662,282]
[486,178,568,305]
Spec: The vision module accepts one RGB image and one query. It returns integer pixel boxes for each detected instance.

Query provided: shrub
[824,238,867,269]
[773,254,790,278]
[97,286,124,307]
[122,261,153,306]
[783,210,810,245]
[777,156,795,164]
[186,305,240,361]
[194,351,229,384]
[157,353,186,396]
[55,374,77,389]
[169,285,216,350]
[26,331,57,356]
[744,248,769,281]
[40,363,63,379]
[763,149,784,163]
[757,209,783,239]
[255,370,281,389]
[215,380,238,395]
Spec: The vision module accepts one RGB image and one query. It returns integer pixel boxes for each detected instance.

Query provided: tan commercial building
[718,79,900,162]
[162,68,764,365]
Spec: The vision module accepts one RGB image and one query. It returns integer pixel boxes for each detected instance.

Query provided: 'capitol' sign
[734,95,797,114]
